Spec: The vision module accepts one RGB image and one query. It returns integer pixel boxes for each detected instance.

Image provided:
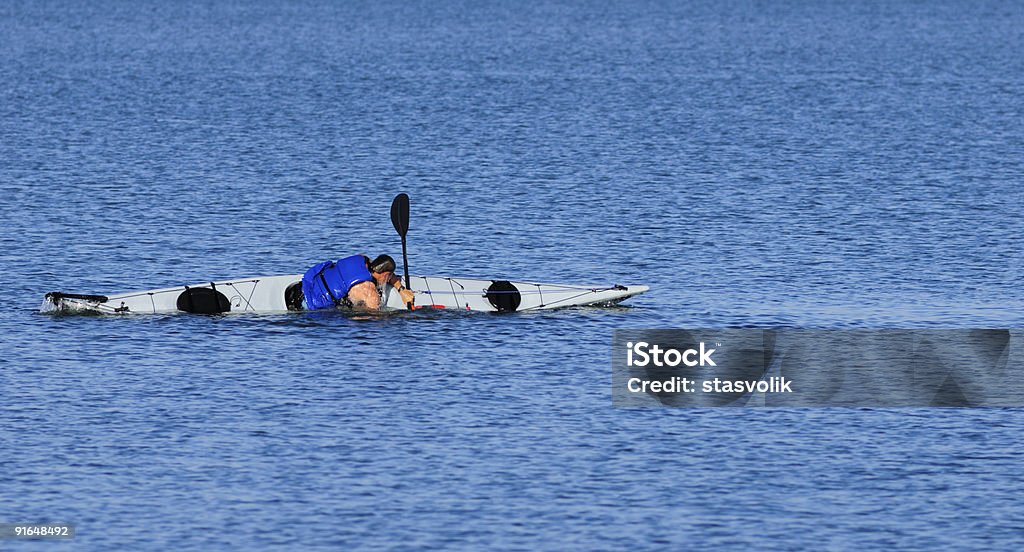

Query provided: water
[3,0,1024,549]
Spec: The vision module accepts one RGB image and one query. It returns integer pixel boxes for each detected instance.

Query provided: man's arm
[347,281,381,310]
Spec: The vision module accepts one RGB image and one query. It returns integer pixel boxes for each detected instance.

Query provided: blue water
[3,0,1024,549]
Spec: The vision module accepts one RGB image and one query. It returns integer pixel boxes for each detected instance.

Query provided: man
[302,254,415,310]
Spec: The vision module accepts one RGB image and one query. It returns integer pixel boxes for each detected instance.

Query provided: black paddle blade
[391,193,410,237]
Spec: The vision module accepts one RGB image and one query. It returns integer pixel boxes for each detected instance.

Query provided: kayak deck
[41,274,649,315]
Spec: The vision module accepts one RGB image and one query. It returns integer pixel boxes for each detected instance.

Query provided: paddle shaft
[400,237,411,290]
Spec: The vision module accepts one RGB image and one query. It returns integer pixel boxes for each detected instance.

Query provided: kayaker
[301,254,415,310]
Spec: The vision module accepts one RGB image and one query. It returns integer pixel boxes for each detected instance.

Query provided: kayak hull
[41,274,648,315]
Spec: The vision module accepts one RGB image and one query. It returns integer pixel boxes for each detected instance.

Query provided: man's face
[371,270,392,285]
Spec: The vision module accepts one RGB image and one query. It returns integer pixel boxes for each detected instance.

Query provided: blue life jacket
[301,255,373,310]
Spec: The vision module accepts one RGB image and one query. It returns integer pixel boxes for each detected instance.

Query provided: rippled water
[3,0,1024,549]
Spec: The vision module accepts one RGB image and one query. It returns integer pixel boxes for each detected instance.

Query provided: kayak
[40,274,649,315]
[41,196,648,315]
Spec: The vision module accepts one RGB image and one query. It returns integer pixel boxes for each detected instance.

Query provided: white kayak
[40,274,648,315]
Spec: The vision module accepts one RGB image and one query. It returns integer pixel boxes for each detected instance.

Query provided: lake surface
[3,0,1024,549]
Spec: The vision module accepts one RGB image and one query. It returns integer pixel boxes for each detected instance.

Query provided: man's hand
[399,287,415,305]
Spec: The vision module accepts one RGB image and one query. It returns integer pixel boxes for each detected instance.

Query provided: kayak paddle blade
[391,193,410,238]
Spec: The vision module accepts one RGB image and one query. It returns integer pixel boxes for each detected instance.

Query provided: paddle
[390,193,412,309]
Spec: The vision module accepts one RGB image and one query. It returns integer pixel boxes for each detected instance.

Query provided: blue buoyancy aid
[301,255,373,310]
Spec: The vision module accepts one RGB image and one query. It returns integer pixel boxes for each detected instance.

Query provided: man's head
[368,254,397,283]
